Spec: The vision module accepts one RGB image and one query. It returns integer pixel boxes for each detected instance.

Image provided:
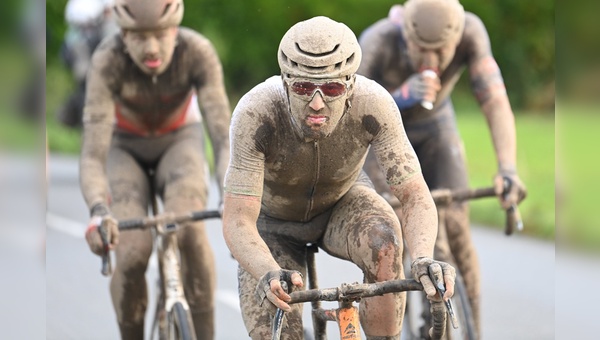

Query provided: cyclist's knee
[114,242,152,276]
[177,222,211,255]
[362,221,403,281]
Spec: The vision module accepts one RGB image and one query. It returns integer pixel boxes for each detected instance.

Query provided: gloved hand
[85,206,119,256]
[391,72,441,110]
[494,170,527,210]
[254,269,303,315]
[411,257,456,302]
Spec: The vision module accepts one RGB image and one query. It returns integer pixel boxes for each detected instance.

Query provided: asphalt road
[45,154,565,340]
[0,153,46,340]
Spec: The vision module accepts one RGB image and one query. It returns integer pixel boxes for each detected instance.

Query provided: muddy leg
[107,147,152,340]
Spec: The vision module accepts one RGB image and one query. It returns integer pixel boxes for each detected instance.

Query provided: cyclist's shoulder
[177,27,217,53]
[93,32,122,54]
[461,12,491,45]
[354,75,395,103]
[90,33,126,70]
[246,76,285,99]
[232,76,286,120]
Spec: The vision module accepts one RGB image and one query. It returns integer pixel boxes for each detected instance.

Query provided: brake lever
[502,177,524,235]
[271,281,289,340]
[98,219,112,276]
[428,265,458,329]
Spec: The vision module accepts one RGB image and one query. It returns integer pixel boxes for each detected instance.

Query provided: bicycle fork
[306,245,361,340]
[313,300,361,340]
[154,230,195,339]
[158,233,189,312]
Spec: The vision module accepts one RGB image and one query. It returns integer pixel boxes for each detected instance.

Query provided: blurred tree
[461,0,554,109]
[47,0,70,62]
[0,0,23,42]
[46,0,554,110]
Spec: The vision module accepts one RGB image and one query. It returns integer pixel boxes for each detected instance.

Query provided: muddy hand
[85,215,119,256]
[255,269,303,314]
[411,257,456,301]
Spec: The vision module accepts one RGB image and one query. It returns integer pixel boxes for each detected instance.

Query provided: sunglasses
[287,78,349,101]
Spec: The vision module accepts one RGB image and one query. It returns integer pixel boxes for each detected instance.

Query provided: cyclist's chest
[264,132,369,187]
[117,79,193,116]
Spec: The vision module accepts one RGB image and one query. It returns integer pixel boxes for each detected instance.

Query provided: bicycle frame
[271,247,426,340]
[98,202,220,340]
[151,222,194,339]
[158,229,189,314]
[306,244,362,340]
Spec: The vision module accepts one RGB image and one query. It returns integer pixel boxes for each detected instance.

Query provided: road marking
[46,212,84,238]
[47,211,241,311]
[216,289,241,312]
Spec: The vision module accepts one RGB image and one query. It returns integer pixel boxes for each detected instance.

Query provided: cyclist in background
[79,0,231,338]
[57,0,118,127]
[222,16,455,340]
[357,0,527,334]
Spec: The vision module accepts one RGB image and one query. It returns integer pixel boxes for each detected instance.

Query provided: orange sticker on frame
[337,306,361,340]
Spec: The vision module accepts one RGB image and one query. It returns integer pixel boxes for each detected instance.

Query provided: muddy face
[285,77,351,141]
[405,37,457,73]
[122,27,179,75]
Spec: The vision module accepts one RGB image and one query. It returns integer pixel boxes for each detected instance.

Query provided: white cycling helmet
[65,0,105,26]
[278,16,362,79]
[112,0,183,30]
[403,0,465,49]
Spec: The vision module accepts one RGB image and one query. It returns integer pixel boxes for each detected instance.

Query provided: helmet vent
[122,5,135,19]
[161,3,172,17]
[295,43,339,57]
[161,3,180,18]
[346,53,355,65]
[304,66,327,72]
[113,6,124,19]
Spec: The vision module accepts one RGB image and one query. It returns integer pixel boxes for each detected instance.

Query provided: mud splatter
[362,115,382,136]
[253,120,275,153]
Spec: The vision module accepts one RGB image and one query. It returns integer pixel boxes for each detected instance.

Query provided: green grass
[46,63,82,154]
[556,103,600,250]
[455,108,555,239]
[0,112,40,151]
[0,41,41,152]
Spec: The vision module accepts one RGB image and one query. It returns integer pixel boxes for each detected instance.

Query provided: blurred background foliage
[556,0,600,251]
[47,0,555,110]
[0,0,43,151]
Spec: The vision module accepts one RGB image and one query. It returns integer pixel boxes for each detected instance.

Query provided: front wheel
[403,268,477,340]
[168,302,197,340]
[443,274,477,340]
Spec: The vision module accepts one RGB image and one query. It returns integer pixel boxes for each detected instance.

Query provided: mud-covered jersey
[224,75,421,222]
[358,12,504,124]
[80,27,230,212]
